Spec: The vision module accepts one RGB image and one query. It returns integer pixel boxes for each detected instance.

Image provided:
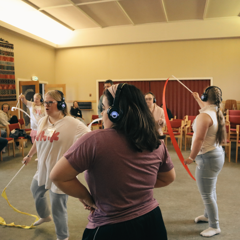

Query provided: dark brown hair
[104,84,164,152]
[207,87,226,144]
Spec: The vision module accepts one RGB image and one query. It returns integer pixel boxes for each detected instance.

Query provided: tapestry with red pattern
[0,39,16,102]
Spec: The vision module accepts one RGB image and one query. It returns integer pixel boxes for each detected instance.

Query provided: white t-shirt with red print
[33,116,91,194]
[26,101,45,130]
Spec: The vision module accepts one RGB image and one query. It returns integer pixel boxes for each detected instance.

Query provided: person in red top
[50,84,175,240]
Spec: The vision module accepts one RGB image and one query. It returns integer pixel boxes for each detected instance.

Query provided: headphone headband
[201,86,222,102]
[145,92,156,103]
[107,83,126,123]
[56,90,66,110]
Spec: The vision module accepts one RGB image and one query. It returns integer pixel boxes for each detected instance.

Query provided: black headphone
[146,92,156,103]
[39,93,43,103]
[201,86,222,102]
[107,83,126,123]
[56,90,66,110]
[1,103,10,111]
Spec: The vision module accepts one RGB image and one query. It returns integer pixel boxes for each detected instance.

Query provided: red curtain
[98,81,150,97]
[150,80,210,119]
[98,79,210,119]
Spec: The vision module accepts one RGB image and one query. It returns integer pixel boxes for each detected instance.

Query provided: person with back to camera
[145,92,166,135]
[22,90,90,240]
[184,86,226,237]
[70,101,86,125]
[19,93,45,144]
[50,83,176,240]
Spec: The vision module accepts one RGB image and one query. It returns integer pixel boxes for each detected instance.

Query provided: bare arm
[154,168,176,188]
[23,140,37,165]
[19,94,28,106]
[184,113,212,164]
[50,156,97,209]
[192,92,205,109]
[158,108,166,127]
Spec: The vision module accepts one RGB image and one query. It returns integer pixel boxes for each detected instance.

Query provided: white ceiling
[2,0,240,48]
[26,0,240,30]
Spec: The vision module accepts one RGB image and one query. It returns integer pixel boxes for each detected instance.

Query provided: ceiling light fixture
[0,0,73,44]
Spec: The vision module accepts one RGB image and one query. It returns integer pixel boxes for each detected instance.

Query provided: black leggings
[0,137,8,152]
[82,207,168,240]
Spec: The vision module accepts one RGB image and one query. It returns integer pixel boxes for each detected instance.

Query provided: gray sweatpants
[31,179,69,239]
[195,148,224,229]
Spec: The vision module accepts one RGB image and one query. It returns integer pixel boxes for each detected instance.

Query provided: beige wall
[1,26,56,96]
[2,26,240,124]
[55,38,240,122]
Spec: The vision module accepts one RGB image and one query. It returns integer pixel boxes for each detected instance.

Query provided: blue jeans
[31,179,69,239]
[195,148,224,229]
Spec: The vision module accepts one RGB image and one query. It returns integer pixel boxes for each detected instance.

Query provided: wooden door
[45,84,66,96]
[19,81,39,125]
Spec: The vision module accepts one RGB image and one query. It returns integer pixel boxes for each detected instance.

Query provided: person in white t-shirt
[19,93,45,143]
[22,90,90,240]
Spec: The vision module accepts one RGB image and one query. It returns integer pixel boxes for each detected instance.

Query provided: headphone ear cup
[57,101,66,111]
[107,107,122,123]
[201,93,208,102]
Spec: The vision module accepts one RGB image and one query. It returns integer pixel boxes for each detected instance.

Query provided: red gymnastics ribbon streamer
[162,78,195,181]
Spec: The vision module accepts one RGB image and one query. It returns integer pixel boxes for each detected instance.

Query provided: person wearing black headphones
[184,86,226,237]
[19,93,45,143]
[50,84,175,240]
[145,92,166,135]
[22,90,90,240]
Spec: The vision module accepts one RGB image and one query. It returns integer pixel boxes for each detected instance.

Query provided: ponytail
[216,104,226,144]
[210,88,226,144]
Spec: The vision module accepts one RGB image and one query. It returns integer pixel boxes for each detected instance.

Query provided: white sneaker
[2,147,6,153]
[200,227,221,237]
[33,215,52,226]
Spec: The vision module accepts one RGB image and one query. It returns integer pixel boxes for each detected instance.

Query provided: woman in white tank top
[184,86,226,237]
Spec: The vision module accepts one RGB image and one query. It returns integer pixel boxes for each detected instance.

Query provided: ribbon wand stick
[172,75,193,94]
[2,164,25,192]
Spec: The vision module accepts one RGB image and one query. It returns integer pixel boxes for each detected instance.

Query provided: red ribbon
[162,78,195,181]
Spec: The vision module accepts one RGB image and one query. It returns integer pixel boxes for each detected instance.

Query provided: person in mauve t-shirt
[50,84,175,240]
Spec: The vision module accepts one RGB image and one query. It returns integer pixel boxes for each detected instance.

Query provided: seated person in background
[70,101,85,125]
[145,92,166,135]
[160,104,174,120]
[0,103,18,138]
[50,84,175,240]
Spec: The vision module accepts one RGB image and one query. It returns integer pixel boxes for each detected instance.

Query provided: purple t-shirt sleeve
[64,132,96,173]
[158,142,174,173]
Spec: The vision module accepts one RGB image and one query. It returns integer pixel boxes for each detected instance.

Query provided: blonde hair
[37,90,68,133]
[33,93,44,111]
